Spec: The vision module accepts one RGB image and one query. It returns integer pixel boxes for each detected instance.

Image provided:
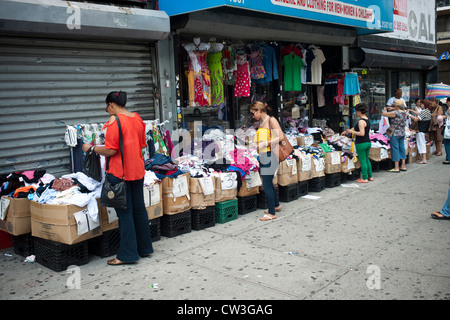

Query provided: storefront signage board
[374,0,435,44]
[159,0,393,33]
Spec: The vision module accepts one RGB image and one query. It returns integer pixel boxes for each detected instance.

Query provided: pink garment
[230,149,253,172]
[370,133,390,144]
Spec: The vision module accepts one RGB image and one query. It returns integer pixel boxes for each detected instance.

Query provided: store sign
[159,0,393,32]
[439,52,450,61]
[376,0,435,44]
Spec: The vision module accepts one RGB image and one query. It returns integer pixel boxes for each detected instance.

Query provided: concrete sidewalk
[1,156,449,301]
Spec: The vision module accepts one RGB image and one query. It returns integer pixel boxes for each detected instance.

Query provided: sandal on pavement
[107,258,136,266]
[388,169,400,173]
[356,178,368,183]
[260,214,276,221]
[399,168,407,171]
[435,153,442,156]
[431,211,450,220]
[368,178,374,181]
[443,161,450,165]
[417,161,427,164]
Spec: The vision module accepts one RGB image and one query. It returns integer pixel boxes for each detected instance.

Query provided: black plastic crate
[12,233,34,257]
[380,159,395,170]
[34,238,89,272]
[279,183,299,202]
[256,188,279,209]
[370,160,383,172]
[88,229,120,258]
[297,180,309,197]
[345,168,360,181]
[325,173,341,188]
[150,218,161,242]
[308,176,326,192]
[191,206,216,230]
[161,210,191,238]
[237,195,257,214]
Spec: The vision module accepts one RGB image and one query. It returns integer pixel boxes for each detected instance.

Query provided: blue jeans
[259,152,280,215]
[390,135,406,162]
[107,173,153,262]
[444,139,450,162]
[441,183,450,217]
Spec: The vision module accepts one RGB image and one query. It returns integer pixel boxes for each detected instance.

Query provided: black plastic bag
[83,148,102,182]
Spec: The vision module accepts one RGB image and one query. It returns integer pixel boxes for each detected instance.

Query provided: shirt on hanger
[310,48,326,85]
[282,53,303,91]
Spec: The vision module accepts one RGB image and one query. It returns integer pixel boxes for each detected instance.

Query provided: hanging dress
[249,47,266,80]
[207,51,224,106]
[186,46,211,107]
[234,53,251,97]
[222,43,236,85]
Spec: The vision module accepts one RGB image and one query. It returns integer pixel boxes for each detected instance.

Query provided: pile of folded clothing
[145,153,184,180]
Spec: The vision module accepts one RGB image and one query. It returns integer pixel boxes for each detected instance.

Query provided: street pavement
[1,155,449,302]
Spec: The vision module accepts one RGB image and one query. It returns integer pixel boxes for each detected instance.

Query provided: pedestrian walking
[428,97,444,157]
[341,103,372,183]
[382,99,408,172]
[251,101,282,221]
[82,91,153,266]
[431,180,450,220]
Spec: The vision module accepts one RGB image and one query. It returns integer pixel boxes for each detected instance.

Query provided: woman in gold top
[251,101,283,221]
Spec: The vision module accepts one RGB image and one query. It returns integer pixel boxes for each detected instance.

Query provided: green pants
[355,142,372,180]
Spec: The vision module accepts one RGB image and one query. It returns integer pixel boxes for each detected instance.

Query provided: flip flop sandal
[260,214,276,221]
[399,168,407,171]
[107,258,136,266]
[387,169,400,173]
[431,212,450,220]
[264,207,281,214]
[356,178,368,183]
[368,178,374,181]
[443,161,450,165]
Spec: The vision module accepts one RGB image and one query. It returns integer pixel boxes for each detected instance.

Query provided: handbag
[385,125,395,138]
[270,117,294,162]
[100,115,127,210]
[83,147,102,182]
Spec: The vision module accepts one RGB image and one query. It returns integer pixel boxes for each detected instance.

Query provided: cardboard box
[161,173,191,215]
[311,157,325,178]
[0,197,31,236]
[296,135,314,147]
[324,151,342,174]
[144,182,163,220]
[297,155,313,182]
[214,172,238,203]
[369,147,389,162]
[30,201,102,245]
[190,176,215,209]
[409,147,417,163]
[341,156,356,173]
[237,171,261,197]
[277,158,298,186]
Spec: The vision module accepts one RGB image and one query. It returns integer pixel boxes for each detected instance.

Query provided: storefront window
[355,69,387,127]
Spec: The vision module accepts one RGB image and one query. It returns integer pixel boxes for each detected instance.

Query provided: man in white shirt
[386,88,407,109]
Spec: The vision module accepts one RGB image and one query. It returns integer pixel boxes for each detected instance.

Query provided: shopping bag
[83,148,102,182]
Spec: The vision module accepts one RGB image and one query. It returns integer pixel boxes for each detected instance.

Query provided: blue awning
[159,0,394,35]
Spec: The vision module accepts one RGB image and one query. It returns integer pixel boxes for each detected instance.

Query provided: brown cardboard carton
[369,147,389,161]
[0,197,31,236]
[30,201,102,245]
[311,157,325,178]
[214,172,238,203]
[296,155,313,182]
[144,182,164,220]
[324,151,342,174]
[190,176,215,209]
[277,158,298,186]
[161,173,191,215]
[341,156,356,173]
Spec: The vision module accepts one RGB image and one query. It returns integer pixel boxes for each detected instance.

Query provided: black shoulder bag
[100,115,127,210]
